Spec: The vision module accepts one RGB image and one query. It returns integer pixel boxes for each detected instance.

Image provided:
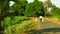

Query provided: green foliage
[43,0,52,17]
[0,0,9,20]
[51,5,60,16]
[12,16,29,25]
[24,3,36,16]
[1,16,29,28]
[55,16,60,19]
[4,21,32,34]
[9,0,27,16]
[1,17,12,28]
[24,0,44,16]
[9,0,44,17]
[0,0,9,12]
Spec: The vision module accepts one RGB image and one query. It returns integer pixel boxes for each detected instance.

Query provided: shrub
[4,21,32,34]
[1,17,12,28]
[1,16,29,28]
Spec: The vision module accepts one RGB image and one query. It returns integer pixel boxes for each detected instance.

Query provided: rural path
[24,17,60,34]
[40,19,60,29]
[31,17,60,29]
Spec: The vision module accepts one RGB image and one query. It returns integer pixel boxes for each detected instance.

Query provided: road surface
[25,19,60,34]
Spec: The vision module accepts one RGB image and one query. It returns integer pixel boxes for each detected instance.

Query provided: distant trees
[0,0,28,20]
[24,3,35,16]
[43,0,52,17]
[51,5,60,16]
[24,0,44,17]
[33,0,44,16]
[9,0,45,17]
[9,0,28,16]
[1,0,60,20]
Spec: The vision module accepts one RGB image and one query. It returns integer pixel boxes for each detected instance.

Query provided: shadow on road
[25,28,60,34]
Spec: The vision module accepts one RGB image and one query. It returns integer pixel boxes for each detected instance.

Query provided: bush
[1,17,12,28]
[12,16,29,25]
[1,16,29,28]
[55,16,60,20]
[4,21,32,34]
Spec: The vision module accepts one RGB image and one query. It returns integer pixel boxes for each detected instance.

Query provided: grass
[4,17,41,34]
[1,16,29,29]
[4,20,32,34]
[51,15,60,20]
[44,16,60,25]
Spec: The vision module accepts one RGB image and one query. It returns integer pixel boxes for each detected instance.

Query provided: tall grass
[52,15,60,20]
[4,21,32,34]
[1,16,29,28]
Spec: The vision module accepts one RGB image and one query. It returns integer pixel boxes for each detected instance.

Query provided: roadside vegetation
[0,0,60,34]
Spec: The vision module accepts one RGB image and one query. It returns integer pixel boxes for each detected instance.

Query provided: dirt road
[25,17,60,34]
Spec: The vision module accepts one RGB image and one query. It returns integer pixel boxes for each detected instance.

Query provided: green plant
[4,20,32,34]
[12,16,29,25]
[1,17,12,28]
[1,16,29,28]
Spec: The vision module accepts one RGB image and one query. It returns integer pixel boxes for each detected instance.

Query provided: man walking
[39,16,43,22]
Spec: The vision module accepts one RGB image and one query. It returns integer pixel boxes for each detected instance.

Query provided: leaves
[51,5,60,16]
[24,0,44,17]
[1,16,29,28]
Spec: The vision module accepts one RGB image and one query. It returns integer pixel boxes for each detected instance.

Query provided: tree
[33,0,44,16]
[24,3,36,16]
[0,0,9,20]
[0,0,9,33]
[43,0,52,17]
[9,0,28,16]
[24,0,44,17]
[51,5,60,16]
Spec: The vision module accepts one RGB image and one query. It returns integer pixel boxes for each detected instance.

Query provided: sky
[9,1,15,6]
[9,0,60,8]
[51,0,60,8]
